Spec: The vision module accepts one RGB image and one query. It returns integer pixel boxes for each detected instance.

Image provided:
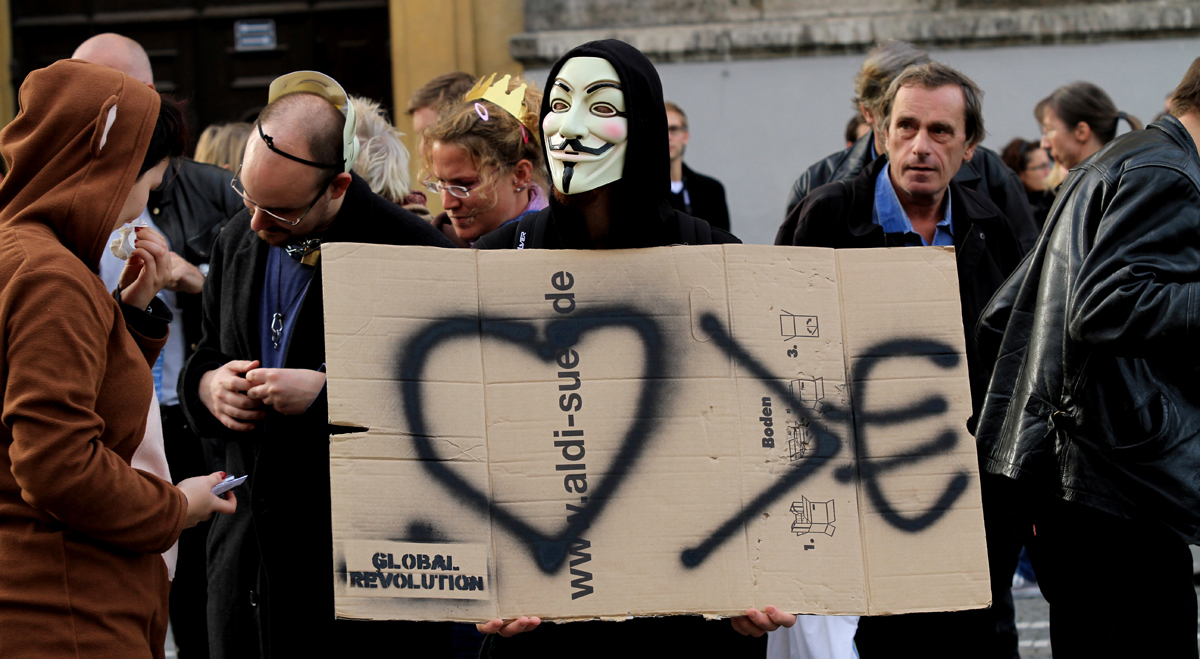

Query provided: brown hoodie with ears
[0,60,186,658]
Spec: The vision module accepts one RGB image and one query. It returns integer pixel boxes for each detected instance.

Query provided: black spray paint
[397,310,968,574]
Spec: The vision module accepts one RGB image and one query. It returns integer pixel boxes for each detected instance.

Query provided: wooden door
[10,0,393,151]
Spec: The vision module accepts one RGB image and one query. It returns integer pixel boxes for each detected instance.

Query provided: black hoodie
[474,39,740,249]
[478,40,761,659]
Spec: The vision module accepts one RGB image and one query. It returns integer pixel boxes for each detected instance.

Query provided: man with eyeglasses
[178,71,454,659]
[664,101,730,231]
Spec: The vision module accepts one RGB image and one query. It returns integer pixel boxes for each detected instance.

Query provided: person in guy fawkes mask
[473,40,738,250]
[474,39,793,659]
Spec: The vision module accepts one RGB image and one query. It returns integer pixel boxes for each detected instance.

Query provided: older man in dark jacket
[975,59,1200,659]
[779,62,1024,659]
[780,40,1038,254]
[784,132,1036,252]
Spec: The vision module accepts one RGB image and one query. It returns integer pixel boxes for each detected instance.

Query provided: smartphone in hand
[211,474,247,498]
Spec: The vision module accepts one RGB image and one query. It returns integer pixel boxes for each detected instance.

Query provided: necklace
[270,248,314,350]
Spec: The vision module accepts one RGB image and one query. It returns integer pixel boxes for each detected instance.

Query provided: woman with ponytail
[1038,81,1142,171]
[421,75,549,247]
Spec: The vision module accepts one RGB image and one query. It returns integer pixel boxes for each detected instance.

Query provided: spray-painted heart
[398,307,670,573]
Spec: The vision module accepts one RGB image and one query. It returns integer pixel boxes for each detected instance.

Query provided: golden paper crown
[463,73,527,121]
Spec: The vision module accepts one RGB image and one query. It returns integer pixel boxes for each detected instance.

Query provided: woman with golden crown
[420,74,550,247]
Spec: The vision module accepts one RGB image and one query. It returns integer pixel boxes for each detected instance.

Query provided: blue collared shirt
[872,162,954,247]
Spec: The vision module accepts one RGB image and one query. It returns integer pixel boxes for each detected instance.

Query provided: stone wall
[512,0,1200,65]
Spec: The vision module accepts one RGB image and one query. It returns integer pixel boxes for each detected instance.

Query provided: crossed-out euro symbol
[681,323,969,567]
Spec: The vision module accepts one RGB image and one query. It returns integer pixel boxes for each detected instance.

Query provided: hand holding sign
[477,616,541,637]
[730,606,797,637]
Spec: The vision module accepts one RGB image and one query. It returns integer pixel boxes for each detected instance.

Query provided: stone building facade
[512,0,1200,65]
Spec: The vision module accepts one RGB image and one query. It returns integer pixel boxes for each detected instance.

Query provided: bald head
[257,92,346,170]
[73,33,154,87]
[241,93,354,244]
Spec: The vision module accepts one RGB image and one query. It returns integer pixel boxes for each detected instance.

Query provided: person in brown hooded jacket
[0,60,236,658]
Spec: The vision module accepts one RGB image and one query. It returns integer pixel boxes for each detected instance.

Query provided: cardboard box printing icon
[791,497,836,536]
[322,244,990,623]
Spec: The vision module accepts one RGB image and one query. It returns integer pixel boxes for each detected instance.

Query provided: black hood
[540,39,676,247]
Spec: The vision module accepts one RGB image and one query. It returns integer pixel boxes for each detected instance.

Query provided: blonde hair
[349,96,412,203]
[420,75,546,208]
[193,122,252,170]
[664,100,687,128]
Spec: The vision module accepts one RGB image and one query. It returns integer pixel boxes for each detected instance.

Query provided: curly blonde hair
[854,40,930,119]
[420,76,546,212]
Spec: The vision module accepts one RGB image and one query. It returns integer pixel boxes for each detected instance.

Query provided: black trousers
[1017,485,1198,659]
[162,403,213,659]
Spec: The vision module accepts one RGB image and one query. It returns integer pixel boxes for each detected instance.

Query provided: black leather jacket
[149,158,243,355]
[783,132,1040,252]
[783,132,874,219]
[975,116,1200,542]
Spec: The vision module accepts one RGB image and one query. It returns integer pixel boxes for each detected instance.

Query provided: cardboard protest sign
[322,244,990,622]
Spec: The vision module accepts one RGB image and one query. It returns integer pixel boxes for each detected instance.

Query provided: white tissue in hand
[109,226,135,260]
[109,219,147,260]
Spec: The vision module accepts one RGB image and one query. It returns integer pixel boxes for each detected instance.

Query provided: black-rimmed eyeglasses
[231,164,334,226]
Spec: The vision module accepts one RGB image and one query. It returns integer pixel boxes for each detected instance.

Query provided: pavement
[1012,584,1051,658]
